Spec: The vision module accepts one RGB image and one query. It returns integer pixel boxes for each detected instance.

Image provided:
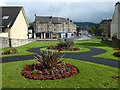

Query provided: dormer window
[2,16,9,19]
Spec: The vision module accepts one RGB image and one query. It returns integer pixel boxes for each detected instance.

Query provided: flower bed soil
[21,62,78,80]
[113,52,120,57]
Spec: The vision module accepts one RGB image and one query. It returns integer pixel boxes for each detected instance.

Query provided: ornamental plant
[21,50,78,80]
[34,51,65,69]
[46,39,80,52]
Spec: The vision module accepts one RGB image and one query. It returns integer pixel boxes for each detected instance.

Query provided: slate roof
[35,16,69,24]
[100,19,112,24]
[1,6,22,28]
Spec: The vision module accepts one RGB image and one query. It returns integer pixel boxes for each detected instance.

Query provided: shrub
[34,51,65,69]
[113,52,120,57]
[21,50,78,80]
[113,48,120,57]
[2,48,18,55]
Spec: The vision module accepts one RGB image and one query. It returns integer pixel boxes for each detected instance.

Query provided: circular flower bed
[21,62,78,80]
[113,52,120,57]
[47,46,80,51]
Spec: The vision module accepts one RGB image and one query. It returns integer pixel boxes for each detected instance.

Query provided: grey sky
[3,1,116,23]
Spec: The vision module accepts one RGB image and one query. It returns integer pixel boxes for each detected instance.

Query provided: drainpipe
[8,28,11,47]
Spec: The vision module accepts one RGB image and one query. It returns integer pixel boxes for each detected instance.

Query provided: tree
[76,26,82,36]
[88,26,96,35]
[88,25,104,36]
[94,28,104,36]
[29,22,34,30]
[28,22,35,38]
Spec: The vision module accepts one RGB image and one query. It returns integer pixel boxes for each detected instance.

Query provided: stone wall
[0,37,36,48]
[101,37,120,48]
[111,37,120,48]
[0,37,9,48]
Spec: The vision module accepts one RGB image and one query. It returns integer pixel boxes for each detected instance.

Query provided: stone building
[34,16,77,39]
[111,2,120,40]
[99,19,111,37]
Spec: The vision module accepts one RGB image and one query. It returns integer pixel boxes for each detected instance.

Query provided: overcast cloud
[2,1,116,23]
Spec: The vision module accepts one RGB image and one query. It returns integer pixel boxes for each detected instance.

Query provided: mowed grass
[75,40,120,61]
[2,39,119,61]
[2,58,119,88]
[2,41,56,57]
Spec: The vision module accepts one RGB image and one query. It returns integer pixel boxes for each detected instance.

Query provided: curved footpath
[1,47,120,68]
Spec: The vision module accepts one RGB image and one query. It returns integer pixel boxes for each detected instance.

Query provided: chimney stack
[115,2,120,6]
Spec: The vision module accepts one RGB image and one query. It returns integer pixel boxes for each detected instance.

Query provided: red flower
[63,73,67,78]
[68,73,71,77]
[28,75,32,79]
[72,68,76,71]
[51,71,54,75]
[60,70,63,74]
[45,75,49,80]
[24,66,29,71]
[55,69,58,73]
[31,75,34,78]
[23,71,31,78]
[40,75,44,80]
[58,74,61,79]
[72,69,77,75]
[33,75,38,80]
[52,75,56,80]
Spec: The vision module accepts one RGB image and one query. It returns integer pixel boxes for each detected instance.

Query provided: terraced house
[99,19,111,37]
[34,16,77,39]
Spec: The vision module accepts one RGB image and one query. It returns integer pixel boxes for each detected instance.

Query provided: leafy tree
[88,26,96,35]
[94,28,104,36]
[76,26,82,36]
[88,25,104,36]
[29,22,34,30]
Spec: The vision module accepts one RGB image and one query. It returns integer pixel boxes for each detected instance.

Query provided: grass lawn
[75,40,120,61]
[2,39,119,61]
[40,47,90,53]
[2,41,56,57]
[2,58,119,88]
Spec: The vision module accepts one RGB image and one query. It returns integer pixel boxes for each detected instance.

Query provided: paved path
[2,47,120,68]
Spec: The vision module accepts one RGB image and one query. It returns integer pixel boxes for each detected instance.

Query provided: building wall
[118,8,120,39]
[99,20,111,37]
[111,23,118,37]
[111,4,120,39]
[0,32,8,37]
[10,9,28,39]
[1,37,35,48]
[35,20,76,39]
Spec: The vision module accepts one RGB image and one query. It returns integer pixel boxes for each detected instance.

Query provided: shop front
[36,32,52,39]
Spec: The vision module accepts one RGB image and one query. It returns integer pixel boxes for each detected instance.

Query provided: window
[2,16,9,19]
[41,28,42,31]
